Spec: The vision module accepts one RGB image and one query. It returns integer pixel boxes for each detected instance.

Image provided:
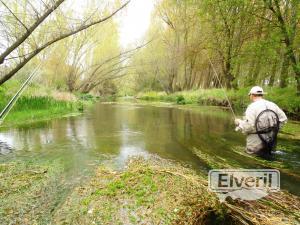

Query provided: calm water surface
[0,103,299,195]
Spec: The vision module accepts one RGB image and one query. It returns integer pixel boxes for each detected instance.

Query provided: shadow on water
[0,102,299,196]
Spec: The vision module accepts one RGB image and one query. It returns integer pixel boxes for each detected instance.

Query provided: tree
[121,0,299,95]
[262,0,300,93]
[0,0,130,85]
[202,0,258,89]
[0,0,65,65]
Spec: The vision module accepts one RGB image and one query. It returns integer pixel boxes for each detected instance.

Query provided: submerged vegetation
[0,159,65,224]
[1,157,299,224]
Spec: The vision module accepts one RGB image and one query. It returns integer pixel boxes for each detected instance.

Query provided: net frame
[255,109,280,153]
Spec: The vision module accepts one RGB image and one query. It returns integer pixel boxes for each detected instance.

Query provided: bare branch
[0,0,65,65]
[0,0,29,31]
[0,1,131,85]
[26,0,41,18]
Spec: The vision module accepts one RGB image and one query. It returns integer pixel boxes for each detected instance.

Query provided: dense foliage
[123,0,300,95]
[0,0,299,98]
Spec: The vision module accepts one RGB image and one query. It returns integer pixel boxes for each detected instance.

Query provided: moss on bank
[136,87,300,119]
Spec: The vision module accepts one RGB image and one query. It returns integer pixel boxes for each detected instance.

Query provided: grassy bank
[0,96,80,126]
[1,157,297,224]
[0,83,96,127]
[136,87,300,119]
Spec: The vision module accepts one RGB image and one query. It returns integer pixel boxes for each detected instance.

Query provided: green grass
[0,95,81,127]
[0,79,101,127]
[9,96,73,111]
[137,87,300,119]
[0,89,86,127]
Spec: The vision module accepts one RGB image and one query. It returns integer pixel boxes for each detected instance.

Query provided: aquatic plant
[51,157,300,224]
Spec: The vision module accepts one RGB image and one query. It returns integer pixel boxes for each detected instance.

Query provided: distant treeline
[124,0,300,96]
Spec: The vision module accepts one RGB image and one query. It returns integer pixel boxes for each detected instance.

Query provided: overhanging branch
[0,1,130,85]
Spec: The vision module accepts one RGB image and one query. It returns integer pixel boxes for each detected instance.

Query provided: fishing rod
[0,63,42,124]
[207,56,236,119]
[0,44,59,125]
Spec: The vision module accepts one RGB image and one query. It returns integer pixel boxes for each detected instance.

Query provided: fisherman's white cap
[248,86,266,96]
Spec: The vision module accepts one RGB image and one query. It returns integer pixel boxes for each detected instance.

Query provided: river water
[0,102,299,196]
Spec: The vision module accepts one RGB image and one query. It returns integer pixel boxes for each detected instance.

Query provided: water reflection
[0,103,299,195]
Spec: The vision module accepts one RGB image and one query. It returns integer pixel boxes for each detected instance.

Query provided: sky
[0,0,155,54]
[118,0,155,47]
[70,0,155,47]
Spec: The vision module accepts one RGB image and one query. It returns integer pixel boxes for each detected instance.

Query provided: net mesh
[255,109,280,152]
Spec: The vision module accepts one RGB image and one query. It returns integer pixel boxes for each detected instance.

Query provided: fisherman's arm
[235,107,256,134]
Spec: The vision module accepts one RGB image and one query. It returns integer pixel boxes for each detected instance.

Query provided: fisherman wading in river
[234,86,287,158]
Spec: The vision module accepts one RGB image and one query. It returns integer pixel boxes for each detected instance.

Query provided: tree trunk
[252,59,263,85]
[269,61,278,87]
[246,19,264,86]
[265,0,299,92]
[246,59,256,86]
[279,53,290,88]
[224,60,234,89]
[295,70,300,95]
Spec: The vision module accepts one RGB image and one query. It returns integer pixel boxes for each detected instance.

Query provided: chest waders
[255,109,280,154]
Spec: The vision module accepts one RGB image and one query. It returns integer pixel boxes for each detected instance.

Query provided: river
[0,102,299,200]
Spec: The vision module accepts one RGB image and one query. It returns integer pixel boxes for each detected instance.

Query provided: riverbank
[1,157,299,224]
[53,158,300,225]
[0,96,80,127]
[0,84,96,127]
[136,87,300,120]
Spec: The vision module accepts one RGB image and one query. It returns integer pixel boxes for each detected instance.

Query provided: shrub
[137,87,299,119]
[176,95,186,105]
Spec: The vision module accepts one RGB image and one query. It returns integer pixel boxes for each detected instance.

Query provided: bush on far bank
[137,87,300,119]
